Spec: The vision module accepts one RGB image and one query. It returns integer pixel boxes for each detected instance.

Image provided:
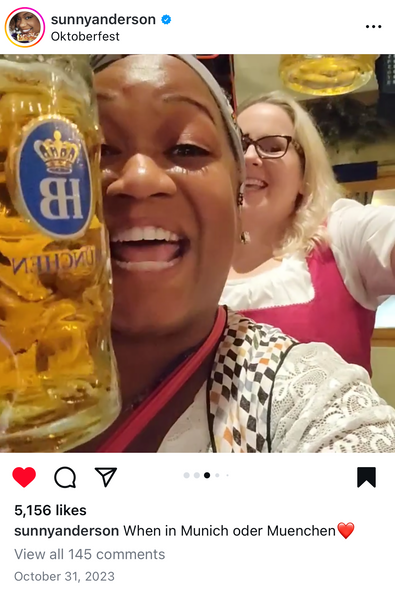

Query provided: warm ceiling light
[279,55,379,96]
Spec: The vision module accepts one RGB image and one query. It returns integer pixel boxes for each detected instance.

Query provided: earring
[237,191,250,244]
[240,231,250,244]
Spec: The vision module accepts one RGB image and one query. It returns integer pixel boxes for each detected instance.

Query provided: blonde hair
[238,91,343,257]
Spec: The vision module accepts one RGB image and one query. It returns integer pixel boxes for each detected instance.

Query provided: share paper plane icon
[95,468,117,488]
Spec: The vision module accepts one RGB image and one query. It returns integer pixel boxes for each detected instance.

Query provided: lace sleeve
[270,342,395,452]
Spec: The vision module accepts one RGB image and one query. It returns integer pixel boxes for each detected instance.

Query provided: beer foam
[0,59,91,106]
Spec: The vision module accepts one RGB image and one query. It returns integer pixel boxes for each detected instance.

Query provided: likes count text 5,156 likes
[0,454,393,599]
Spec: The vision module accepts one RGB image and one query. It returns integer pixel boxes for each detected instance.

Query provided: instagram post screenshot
[0,1,394,597]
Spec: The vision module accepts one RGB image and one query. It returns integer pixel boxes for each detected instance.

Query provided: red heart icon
[337,522,354,539]
[13,467,36,488]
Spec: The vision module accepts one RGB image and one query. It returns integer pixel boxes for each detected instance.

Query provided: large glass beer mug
[0,54,121,452]
[279,55,378,96]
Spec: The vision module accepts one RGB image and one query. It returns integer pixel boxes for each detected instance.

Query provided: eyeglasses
[241,134,303,160]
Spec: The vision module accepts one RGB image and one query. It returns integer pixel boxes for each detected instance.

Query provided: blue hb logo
[17,117,93,239]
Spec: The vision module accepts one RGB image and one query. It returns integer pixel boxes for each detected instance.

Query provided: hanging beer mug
[0,54,121,452]
[279,55,379,95]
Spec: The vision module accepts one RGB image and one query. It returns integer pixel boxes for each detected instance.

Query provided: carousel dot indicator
[194,472,200,478]
[215,473,219,478]
[184,472,190,478]
[204,472,210,479]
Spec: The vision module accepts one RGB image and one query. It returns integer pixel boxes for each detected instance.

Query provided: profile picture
[5,7,45,47]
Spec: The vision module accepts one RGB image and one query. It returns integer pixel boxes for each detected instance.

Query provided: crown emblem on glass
[33,130,80,174]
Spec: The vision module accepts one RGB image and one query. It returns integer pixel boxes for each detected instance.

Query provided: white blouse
[158,342,395,453]
[221,198,395,312]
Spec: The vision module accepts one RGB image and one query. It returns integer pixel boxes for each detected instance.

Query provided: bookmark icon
[357,467,376,488]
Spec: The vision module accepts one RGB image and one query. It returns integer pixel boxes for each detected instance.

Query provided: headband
[91,54,245,184]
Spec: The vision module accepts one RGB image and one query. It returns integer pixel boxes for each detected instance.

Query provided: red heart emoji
[13,467,36,488]
[337,522,354,539]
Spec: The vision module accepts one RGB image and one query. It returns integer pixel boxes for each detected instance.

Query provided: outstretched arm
[328,199,395,308]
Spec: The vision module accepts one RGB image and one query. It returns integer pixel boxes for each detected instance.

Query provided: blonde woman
[221,91,395,375]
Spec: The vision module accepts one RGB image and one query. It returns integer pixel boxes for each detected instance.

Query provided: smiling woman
[9,12,41,42]
[65,54,395,454]
[95,55,241,338]
[222,91,395,377]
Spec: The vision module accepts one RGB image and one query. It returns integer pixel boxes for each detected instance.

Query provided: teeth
[114,260,177,272]
[111,227,180,243]
[245,178,267,187]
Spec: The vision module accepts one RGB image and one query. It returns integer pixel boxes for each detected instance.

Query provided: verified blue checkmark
[161,14,171,24]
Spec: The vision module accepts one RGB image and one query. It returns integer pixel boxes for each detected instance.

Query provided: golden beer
[0,55,121,452]
[279,55,378,96]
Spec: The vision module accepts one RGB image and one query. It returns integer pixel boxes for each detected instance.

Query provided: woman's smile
[244,177,268,192]
[110,225,190,272]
